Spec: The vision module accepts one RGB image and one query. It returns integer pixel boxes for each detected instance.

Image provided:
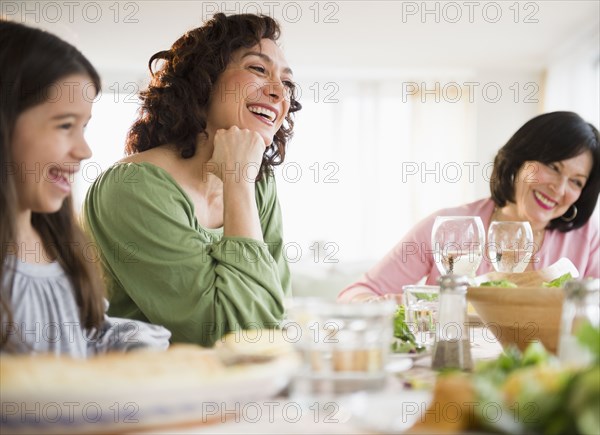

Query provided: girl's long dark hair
[0,19,105,350]
[126,13,301,180]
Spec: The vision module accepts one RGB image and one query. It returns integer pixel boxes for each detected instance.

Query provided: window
[277,78,476,264]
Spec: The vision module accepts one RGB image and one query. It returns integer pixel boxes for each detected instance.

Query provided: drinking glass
[431,216,485,277]
[402,285,440,348]
[558,279,600,367]
[487,221,534,273]
[285,298,396,401]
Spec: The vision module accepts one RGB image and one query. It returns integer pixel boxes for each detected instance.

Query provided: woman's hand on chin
[207,126,266,183]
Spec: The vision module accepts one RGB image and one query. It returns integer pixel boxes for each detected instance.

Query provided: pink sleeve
[337,198,496,302]
[583,217,600,278]
[526,212,599,278]
[338,214,437,301]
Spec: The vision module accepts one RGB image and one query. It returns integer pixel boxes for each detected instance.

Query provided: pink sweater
[339,198,600,301]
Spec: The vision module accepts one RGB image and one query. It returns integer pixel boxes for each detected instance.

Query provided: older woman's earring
[561,205,578,222]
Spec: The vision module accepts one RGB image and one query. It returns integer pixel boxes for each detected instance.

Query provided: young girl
[0,20,171,356]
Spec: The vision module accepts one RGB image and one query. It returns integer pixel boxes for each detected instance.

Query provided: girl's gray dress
[2,258,170,357]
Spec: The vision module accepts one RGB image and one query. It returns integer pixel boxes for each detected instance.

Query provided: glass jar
[558,279,600,367]
[285,297,397,401]
[431,274,473,370]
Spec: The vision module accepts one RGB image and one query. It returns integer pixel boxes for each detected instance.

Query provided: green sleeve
[83,163,290,347]
[255,171,291,298]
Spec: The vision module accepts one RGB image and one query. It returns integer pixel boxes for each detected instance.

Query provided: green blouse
[83,163,291,347]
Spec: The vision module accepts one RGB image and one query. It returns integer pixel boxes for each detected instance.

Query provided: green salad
[543,272,573,288]
[480,279,518,288]
[472,323,599,435]
[479,272,574,288]
[391,305,426,354]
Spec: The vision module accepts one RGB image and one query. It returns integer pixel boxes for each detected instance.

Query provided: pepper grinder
[558,279,599,367]
[431,274,473,371]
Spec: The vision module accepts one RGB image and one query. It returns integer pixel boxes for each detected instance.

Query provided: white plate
[385,356,413,372]
[389,349,432,361]
[1,352,300,434]
[342,389,433,434]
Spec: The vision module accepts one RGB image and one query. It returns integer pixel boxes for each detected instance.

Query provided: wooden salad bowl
[467,286,564,353]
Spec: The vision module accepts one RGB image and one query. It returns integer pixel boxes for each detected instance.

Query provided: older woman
[84,14,301,346]
[339,111,600,302]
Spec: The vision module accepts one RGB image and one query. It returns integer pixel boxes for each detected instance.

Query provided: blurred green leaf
[522,341,550,366]
[391,305,425,354]
[412,291,438,301]
[569,366,600,435]
[542,273,573,288]
[576,322,600,363]
[480,280,518,288]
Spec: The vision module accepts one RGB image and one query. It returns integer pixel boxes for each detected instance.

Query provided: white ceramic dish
[389,349,432,362]
[342,389,433,433]
[1,353,299,434]
[385,355,414,372]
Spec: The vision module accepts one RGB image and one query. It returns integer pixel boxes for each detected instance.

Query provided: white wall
[8,1,597,299]
[543,23,600,126]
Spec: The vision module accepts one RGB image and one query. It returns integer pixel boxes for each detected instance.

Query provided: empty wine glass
[431,216,485,277]
[487,221,534,273]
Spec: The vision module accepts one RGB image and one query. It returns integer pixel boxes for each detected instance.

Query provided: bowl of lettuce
[467,273,574,354]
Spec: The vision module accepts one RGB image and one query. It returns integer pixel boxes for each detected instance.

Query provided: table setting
[1,215,598,435]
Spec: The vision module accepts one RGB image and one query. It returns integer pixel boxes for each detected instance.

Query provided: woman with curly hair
[84,13,301,346]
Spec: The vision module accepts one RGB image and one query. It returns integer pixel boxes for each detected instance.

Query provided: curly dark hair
[126,13,301,179]
[490,111,600,232]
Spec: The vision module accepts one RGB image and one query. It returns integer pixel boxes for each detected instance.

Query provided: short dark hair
[126,13,301,180]
[490,111,600,231]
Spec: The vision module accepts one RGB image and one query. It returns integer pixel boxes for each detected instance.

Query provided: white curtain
[543,25,600,127]
[277,78,476,264]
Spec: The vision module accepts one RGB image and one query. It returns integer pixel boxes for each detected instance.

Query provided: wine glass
[487,221,534,273]
[431,216,485,277]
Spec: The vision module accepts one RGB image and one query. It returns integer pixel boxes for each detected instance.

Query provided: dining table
[136,323,503,434]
